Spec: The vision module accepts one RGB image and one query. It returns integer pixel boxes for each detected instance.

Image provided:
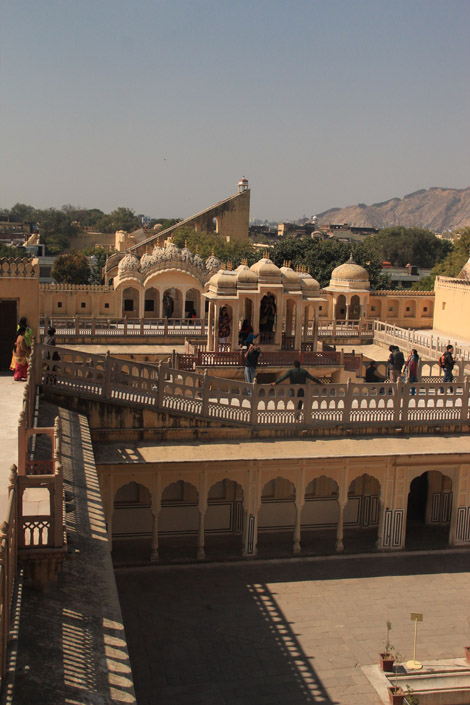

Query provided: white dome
[118,253,140,273]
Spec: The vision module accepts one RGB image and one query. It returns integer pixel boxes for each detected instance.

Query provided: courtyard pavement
[116,549,470,705]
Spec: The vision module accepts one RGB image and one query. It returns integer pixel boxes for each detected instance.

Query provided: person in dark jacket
[244,343,260,385]
[365,361,384,383]
[442,345,456,384]
[271,360,322,410]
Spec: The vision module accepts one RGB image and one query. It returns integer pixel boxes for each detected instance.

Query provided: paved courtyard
[116,549,470,705]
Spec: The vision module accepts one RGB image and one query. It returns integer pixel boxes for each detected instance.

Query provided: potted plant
[388,652,405,704]
[380,620,395,672]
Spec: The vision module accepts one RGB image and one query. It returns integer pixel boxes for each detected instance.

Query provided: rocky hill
[316,187,470,232]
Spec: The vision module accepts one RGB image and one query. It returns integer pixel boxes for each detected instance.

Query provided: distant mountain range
[316,187,470,232]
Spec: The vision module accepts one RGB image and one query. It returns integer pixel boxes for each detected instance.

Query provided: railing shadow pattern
[38,344,470,432]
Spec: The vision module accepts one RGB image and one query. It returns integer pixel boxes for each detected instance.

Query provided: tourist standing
[365,361,384,383]
[11,326,30,381]
[442,345,456,384]
[18,316,33,348]
[389,345,405,382]
[405,349,419,395]
[218,307,231,345]
[271,360,322,410]
[244,343,260,386]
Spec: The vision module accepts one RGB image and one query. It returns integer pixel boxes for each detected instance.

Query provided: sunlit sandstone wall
[433,277,470,340]
[0,259,40,339]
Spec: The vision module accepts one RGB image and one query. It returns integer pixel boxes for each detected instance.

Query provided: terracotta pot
[388,686,405,705]
[379,652,395,672]
[465,646,470,665]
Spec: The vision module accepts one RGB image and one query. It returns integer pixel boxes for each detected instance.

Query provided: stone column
[293,502,304,554]
[150,510,159,562]
[138,288,145,320]
[252,296,260,338]
[303,306,309,343]
[336,501,347,552]
[376,500,385,549]
[197,508,206,560]
[345,301,350,322]
[207,301,214,350]
[231,301,240,351]
[294,301,303,351]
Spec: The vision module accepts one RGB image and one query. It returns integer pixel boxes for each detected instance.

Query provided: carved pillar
[376,500,385,549]
[336,501,347,552]
[231,300,240,350]
[207,301,214,351]
[242,463,259,557]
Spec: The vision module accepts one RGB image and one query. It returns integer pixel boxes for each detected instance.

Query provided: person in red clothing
[405,348,419,395]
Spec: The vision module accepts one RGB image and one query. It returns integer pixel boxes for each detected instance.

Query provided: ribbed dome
[280,265,301,289]
[140,253,157,271]
[331,255,369,282]
[250,257,281,281]
[209,269,237,290]
[236,264,258,286]
[118,253,140,273]
[180,246,193,263]
[299,272,320,291]
[206,254,222,272]
[193,252,204,269]
[152,245,164,259]
[163,242,180,260]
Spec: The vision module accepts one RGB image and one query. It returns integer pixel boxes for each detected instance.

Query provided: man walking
[271,360,322,410]
[442,344,456,384]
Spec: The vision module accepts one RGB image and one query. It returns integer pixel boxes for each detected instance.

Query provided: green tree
[0,243,31,258]
[51,253,91,284]
[412,227,470,290]
[95,207,141,233]
[366,227,451,268]
[172,228,258,267]
[81,247,109,283]
[61,205,105,228]
[270,237,392,290]
[36,209,78,254]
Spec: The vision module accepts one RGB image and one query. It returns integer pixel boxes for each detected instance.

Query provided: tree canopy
[51,253,91,284]
[412,227,470,290]
[365,227,451,268]
[270,237,392,290]
[172,228,259,267]
[94,207,141,234]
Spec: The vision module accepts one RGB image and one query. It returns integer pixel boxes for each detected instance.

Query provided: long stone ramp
[9,406,136,704]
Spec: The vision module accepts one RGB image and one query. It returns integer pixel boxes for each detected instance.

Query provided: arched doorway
[257,477,296,556]
[300,476,339,554]
[112,481,153,563]
[144,288,159,318]
[184,288,199,318]
[342,474,381,552]
[163,288,182,318]
[405,471,453,549]
[335,295,346,320]
[122,287,140,318]
[204,479,244,558]
[259,293,277,343]
[350,295,361,320]
[158,480,199,560]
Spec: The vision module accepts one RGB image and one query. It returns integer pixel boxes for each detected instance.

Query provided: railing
[40,316,206,337]
[38,344,470,432]
[373,321,470,364]
[0,468,17,681]
[317,320,375,338]
[177,349,345,370]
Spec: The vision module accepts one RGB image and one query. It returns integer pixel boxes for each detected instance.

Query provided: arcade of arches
[98,445,470,562]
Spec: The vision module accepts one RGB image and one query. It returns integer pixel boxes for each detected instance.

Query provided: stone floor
[116,549,470,705]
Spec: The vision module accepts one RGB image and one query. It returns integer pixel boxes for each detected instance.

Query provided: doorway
[0,300,17,371]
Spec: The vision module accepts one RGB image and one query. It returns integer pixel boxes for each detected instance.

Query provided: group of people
[365,343,457,393]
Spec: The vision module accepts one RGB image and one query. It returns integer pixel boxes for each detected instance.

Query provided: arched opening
[259,293,277,343]
[218,304,232,349]
[301,476,339,554]
[122,287,140,318]
[369,299,381,318]
[163,288,183,318]
[158,480,200,561]
[350,295,361,320]
[257,477,296,556]
[204,479,244,558]
[405,471,453,550]
[144,287,159,318]
[282,299,296,349]
[112,481,153,563]
[343,474,381,552]
[335,295,346,320]
[184,288,199,318]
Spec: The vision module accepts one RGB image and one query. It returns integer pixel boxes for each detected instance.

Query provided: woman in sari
[11,326,30,381]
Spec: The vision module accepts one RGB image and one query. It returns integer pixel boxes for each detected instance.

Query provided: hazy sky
[1,0,469,221]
